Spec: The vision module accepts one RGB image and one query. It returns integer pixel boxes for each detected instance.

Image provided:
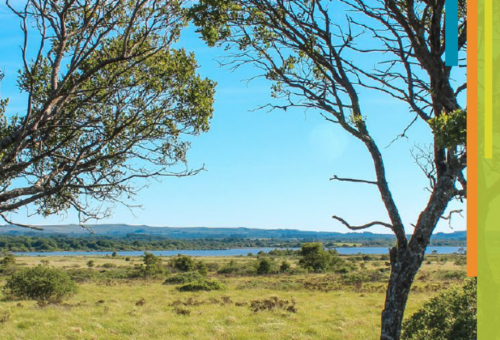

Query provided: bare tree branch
[332,215,393,230]
[330,175,377,185]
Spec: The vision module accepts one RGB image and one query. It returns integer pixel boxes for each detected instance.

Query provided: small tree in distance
[299,243,333,273]
[141,252,165,278]
[256,257,272,274]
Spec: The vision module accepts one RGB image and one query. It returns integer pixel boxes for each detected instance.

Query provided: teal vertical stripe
[445,0,458,66]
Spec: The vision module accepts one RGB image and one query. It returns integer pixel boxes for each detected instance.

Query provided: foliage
[280,260,291,273]
[429,109,467,148]
[256,257,272,275]
[177,279,226,292]
[0,235,464,253]
[171,255,196,272]
[163,272,205,285]
[0,0,215,223]
[137,252,165,278]
[195,260,209,276]
[298,243,344,273]
[218,259,257,276]
[402,278,477,340]
[101,263,117,269]
[0,253,16,267]
[3,266,77,301]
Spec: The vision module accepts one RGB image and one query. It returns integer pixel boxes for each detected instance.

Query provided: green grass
[0,255,467,340]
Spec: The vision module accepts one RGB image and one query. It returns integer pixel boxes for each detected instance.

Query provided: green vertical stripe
[479,0,500,337]
[485,0,493,158]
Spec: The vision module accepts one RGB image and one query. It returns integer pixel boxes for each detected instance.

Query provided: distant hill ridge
[0,224,466,241]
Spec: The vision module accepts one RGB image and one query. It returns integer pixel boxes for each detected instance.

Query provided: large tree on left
[0,0,215,228]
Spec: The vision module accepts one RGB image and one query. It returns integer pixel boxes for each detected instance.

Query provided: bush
[205,262,219,272]
[0,253,16,267]
[101,263,117,268]
[3,266,78,302]
[257,258,272,275]
[280,260,291,273]
[195,261,208,276]
[402,278,477,340]
[299,243,345,273]
[163,272,205,285]
[218,260,240,275]
[171,255,196,272]
[142,252,165,277]
[217,260,256,276]
[177,279,226,292]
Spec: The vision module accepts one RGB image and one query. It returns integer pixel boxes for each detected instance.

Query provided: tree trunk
[380,248,424,340]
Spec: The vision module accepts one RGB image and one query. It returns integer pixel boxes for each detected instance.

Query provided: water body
[13,246,464,257]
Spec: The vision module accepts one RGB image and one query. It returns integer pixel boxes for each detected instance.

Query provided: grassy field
[0,254,467,340]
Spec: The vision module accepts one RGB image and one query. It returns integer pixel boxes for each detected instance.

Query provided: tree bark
[380,247,424,340]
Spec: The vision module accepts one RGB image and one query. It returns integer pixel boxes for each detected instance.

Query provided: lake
[13,246,464,257]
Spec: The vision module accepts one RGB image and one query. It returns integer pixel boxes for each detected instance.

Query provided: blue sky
[0,5,466,234]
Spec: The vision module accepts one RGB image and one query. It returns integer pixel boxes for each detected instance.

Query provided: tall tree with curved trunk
[0,0,215,228]
[189,0,466,339]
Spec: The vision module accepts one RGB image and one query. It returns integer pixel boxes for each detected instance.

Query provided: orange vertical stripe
[467,0,478,277]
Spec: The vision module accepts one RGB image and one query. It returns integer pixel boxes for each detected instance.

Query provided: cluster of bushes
[161,254,226,291]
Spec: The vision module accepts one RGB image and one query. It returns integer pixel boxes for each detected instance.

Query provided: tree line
[0,235,465,252]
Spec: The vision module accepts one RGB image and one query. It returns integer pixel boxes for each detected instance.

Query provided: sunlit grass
[0,255,466,340]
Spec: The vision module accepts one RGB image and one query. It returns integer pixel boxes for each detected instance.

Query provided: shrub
[336,267,351,274]
[171,255,196,272]
[163,272,205,285]
[299,243,330,272]
[0,254,16,267]
[101,263,117,268]
[195,261,208,276]
[280,260,291,273]
[177,279,226,292]
[205,262,219,272]
[299,243,345,273]
[218,260,240,275]
[440,270,466,281]
[402,278,477,340]
[66,268,97,283]
[87,260,95,268]
[3,266,78,302]
[257,258,272,275]
[142,252,165,277]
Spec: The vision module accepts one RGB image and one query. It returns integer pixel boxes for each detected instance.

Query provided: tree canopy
[0,0,215,228]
